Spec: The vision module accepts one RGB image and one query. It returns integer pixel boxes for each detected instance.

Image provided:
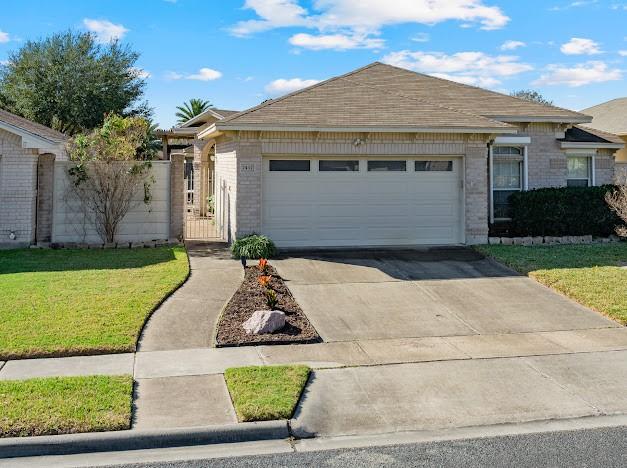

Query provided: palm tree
[175,99,213,124]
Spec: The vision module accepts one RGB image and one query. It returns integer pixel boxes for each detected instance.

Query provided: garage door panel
[262,157,463,247]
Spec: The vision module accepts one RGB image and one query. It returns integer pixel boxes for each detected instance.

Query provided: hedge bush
[231,234,276,259]
[508,185,622,237]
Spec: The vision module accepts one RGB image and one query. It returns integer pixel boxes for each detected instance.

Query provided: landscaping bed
[215,264,321,347]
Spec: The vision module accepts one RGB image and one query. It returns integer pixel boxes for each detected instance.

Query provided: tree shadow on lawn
[0,246,180,275]
[475,243,627,274]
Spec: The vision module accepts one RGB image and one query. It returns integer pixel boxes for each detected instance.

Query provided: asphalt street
[99,425,626,468]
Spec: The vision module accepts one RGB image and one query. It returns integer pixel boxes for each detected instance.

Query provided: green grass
[0,246,189,360]
[224,365,310,422]
[0,375,133,438]
[476,243,627,325]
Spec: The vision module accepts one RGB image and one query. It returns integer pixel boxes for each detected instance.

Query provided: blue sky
[1,0,626,128]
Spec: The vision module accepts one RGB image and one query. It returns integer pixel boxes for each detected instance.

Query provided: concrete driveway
[273,248,617,342]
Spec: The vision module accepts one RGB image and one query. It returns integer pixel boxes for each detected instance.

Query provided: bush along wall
[508,185,622,237]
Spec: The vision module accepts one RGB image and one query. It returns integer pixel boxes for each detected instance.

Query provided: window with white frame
[492,146,523,220]
[567,156,592,187]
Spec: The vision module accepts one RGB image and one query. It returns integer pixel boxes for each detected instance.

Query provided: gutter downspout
[488,144,494,225]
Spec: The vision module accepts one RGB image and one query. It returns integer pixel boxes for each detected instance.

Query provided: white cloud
[560,37,602,55]
[550,0,597,11]
[232,1,510,50]
[533,61,622,87]
[0,30,9,43]
[131,67,151,79]
[166,68,223,81]
[619,50,627,56]
[382,50,533,88]
[83,19,128,43]
[500,40,526,51]
[187,68,223,81]
[0,60,8,66]
[265,78,321,96]
[289,32,384,50]
[411,32,430,43]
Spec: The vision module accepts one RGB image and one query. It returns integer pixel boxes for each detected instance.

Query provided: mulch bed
[215,264,321,347]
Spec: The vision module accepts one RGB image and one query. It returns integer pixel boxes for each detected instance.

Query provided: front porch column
[36,153,56,244]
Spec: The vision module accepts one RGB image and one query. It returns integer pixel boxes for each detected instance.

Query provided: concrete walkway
[137,241,242,351]
[2,246,626,437]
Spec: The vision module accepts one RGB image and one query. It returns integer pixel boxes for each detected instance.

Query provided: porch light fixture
[8,231,16,240]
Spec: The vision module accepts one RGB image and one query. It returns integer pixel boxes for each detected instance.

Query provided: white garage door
[262,157,463,247]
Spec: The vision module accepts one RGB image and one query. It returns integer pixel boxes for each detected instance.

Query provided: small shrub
[258,275,272,288]
[231,235,276,259]
[265,289,278,310]
[258,258,269,273]
[508,185,621,237]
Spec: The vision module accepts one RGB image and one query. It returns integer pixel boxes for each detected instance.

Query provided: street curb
[0,420,289,459]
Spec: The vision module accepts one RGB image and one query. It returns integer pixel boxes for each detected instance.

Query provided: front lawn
[476,243,627,325]
[0,246,189,360]
[0,375,133,438]
[224,365,310,422]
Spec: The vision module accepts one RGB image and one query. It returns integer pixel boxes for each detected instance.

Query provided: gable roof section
[179,108,240,128]
[212,64,514,134]
[0,108,68,144]
[581,98,627,135]
[343,63,589,123]
[210,63,588,137]
[558,125,624,150]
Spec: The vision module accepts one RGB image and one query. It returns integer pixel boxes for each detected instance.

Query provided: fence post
[36,153,56,244]
[169,153,185,241]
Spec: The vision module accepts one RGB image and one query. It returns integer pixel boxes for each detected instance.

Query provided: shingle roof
[0,108,67,143]
[581,98,627,135]
[218,62,588,132]
[560,125,625,145]
[180,108,240,128]
[219,64,514,132]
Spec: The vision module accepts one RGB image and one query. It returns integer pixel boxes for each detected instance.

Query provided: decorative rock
[522,236,533,246]
[532,236,544,245]
[243,310,286,335]
[501,237,513,245]
[583,235,593,243]
[488,237,501,245]
[513,237,524,245]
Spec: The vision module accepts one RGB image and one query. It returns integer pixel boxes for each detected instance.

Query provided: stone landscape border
[488,235,623,246]
[31,240,183,249]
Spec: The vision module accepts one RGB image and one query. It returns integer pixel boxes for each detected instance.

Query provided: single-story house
[581,98,627,177]
[0,109,67,248]
[196,62,624,248]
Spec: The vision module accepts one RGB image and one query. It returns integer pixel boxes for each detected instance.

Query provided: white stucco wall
[51,161,171,244]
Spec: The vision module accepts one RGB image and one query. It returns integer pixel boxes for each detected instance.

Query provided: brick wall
[0,129,39,247]
[36,153,56,243]
[212,131,490,245]
[524,123,568,189]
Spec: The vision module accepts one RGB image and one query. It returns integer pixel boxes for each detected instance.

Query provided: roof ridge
[0,107,67,142]
[375,62,587,119]
[339,73,512,128]
[219,62,383,124]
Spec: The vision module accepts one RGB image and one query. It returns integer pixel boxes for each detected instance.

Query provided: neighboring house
[581,98,627,177]
[196,62,624,248]
[158,108,239,217]
[0,109,67,248]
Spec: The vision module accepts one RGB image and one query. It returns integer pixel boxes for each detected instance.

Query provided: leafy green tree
[0,31,147,134]
[510,90,554,106]
[175,98,212,123]
[67,114,154,242]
